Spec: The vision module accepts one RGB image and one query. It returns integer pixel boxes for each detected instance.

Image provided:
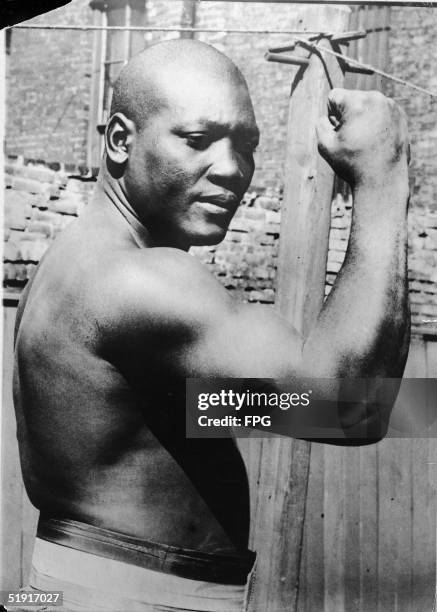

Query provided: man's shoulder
[108,246,221,298]
[113,246,204,279]
[100,246,231,335]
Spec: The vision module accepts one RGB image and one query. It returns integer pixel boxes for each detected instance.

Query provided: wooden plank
[345,6,390,93]
[376,438,413,612]
[425,338,437,378]
[404,335,427,378]
[358,444,378,612]
[1,306,23,590]
[270,438,312,610]
[389,335,427,436]
[275,10,349,335]
[343,446,361,612]
[353,6,368,91]
[323,446,345,612]
[374,7,391,92]
[249,436,284,611]
[355,6,366,90]
[297,442,325,612]
[345,6,359,90]
[366,8,380,91]
[263,6,349,611]
[427,437,437,610]
[410,337,437,610]
[369,338,435,611]
[237,435,263,535]
[411,438,436,611]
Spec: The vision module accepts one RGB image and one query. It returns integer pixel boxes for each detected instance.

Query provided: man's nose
[207,139,246,187]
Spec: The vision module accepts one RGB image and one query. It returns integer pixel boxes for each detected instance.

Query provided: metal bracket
[329,30,367,45]
[268,43,298,54]
[265,52,309,67]
[266,30,373,76]
[341,63,374,75]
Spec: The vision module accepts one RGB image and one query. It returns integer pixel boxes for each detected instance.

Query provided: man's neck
[93,162,191,252]
[93,166,153,250]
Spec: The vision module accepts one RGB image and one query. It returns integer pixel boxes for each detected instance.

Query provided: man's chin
[152,221,229,249]
[189,227,228,247]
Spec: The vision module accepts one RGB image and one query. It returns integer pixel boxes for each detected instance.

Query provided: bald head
[110,39,250,131]
[104,38,258,248]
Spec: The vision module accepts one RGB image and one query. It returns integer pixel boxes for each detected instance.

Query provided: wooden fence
[2,302,436,611]
[240,331,437,612]
[241,348,435,612]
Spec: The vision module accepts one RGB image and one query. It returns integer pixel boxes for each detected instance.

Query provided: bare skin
[13,40,410,556]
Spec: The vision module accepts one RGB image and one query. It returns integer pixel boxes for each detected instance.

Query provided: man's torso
[13,201,250,555]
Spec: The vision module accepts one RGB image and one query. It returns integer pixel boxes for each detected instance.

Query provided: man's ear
[105,113,136,165]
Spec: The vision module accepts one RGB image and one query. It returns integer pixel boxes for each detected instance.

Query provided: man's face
[123,69,259,249]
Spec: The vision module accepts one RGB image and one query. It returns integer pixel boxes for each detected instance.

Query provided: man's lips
[196,194,239,212]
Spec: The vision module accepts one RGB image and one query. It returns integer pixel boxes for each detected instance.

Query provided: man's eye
[237,142,258,156]
[185,134,210,150]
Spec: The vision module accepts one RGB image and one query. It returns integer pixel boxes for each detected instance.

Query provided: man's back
[13,200,251,554]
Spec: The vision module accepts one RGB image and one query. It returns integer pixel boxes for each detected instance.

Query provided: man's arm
[309,88,410,379]
[102,89,410,443]
[301,89,410,439]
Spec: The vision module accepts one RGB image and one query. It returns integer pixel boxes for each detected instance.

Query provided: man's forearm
[303,177,410,380]
[298,176,410,441]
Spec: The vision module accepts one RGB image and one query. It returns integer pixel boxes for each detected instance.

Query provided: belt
[37,518,255,586]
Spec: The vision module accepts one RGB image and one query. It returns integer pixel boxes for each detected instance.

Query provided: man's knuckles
[318,90,408,181]
[337,90,394,122]
[327,87,346,106]
[316,116,339,159]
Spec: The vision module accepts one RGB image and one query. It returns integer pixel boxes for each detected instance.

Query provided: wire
[7,24,391,35]
[295,37,437,99]
[8,24,324,35]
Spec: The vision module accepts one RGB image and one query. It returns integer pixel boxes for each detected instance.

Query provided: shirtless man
[13,39,410,611]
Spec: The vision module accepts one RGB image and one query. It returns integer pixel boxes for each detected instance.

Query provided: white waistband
[30,538,248,612]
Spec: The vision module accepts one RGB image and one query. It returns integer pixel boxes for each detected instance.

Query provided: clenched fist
[317,88,410,190]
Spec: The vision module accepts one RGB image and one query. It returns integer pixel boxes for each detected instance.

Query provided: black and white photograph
[1,1,436,611]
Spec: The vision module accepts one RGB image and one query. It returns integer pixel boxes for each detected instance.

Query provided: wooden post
[180,1,198,39]
[248,6,350,612]
[276,30,347,333]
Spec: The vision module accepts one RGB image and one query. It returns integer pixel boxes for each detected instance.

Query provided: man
[13,39,410,611]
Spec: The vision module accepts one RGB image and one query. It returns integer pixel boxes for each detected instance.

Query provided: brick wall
[386,7,437,213]
[325,194,437,334]
[5,0,94,165]
[4,157,95,288]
